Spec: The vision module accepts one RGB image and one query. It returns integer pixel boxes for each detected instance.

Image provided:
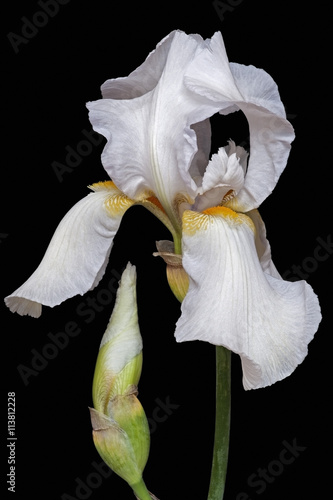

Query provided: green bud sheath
[108,394,150,474]
[90,407,144,487]
[93,348,143,413]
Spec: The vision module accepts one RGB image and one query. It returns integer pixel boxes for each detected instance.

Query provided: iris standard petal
[100,30,178,100]
[4,182,134,317]
[184,31,243,104]
[184,32,295,212]
[226,63,295,211]
[188,118,212,185]
[87,31,221,229]
[175,207,321,390]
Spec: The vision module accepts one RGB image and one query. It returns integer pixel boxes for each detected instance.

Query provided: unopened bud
[92,262,143,413]
[154,240,189,302]
[90,263,150,492]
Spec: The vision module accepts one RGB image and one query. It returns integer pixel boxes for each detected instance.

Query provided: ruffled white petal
[87,31,222,228]
[5,182,134,317]
[184,32,295,212]
[226,63,295,211]
[184,31,243,104]
[175,208,321,390]
[194,142,246,212]
[247,209,281,279]
[100,31,184,100]
[225,140,248,174]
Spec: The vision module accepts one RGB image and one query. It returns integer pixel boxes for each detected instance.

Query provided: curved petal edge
[5,182,134,317]
[175,208,321,389]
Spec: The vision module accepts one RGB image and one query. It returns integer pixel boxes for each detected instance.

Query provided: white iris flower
[5,30,321,390]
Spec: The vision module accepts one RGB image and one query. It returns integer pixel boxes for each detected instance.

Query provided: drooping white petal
[184,32,295,212]
[87,31,221,228]
[175,207,321,390]
[247,209,281,279]
[5,182,134,317]
[194,143,246,212]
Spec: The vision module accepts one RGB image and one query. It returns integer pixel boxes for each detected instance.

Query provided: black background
[2,1,331,499]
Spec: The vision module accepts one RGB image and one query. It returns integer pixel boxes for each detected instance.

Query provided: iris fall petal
[5,182,134,317]
[175,207,321,389]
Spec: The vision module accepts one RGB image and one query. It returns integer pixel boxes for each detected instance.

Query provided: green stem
[207,346,231,500]
[173,231,182,255]
[132,478,154,500]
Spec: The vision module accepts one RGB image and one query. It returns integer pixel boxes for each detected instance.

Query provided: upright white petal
[193,143,246,212]
[188,118,212,184]
[185,32,295,212]
[175,207,321,390]
[100,31,180,100]
[226,63,295,212]
[5,182,134,317]
[225,140,248,174]
[184,31,243,104]
[87,31,221,229]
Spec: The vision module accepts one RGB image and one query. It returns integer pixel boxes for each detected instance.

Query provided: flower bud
[90,263,150,491]
[154,240,189,302]
[92,262,143,412]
